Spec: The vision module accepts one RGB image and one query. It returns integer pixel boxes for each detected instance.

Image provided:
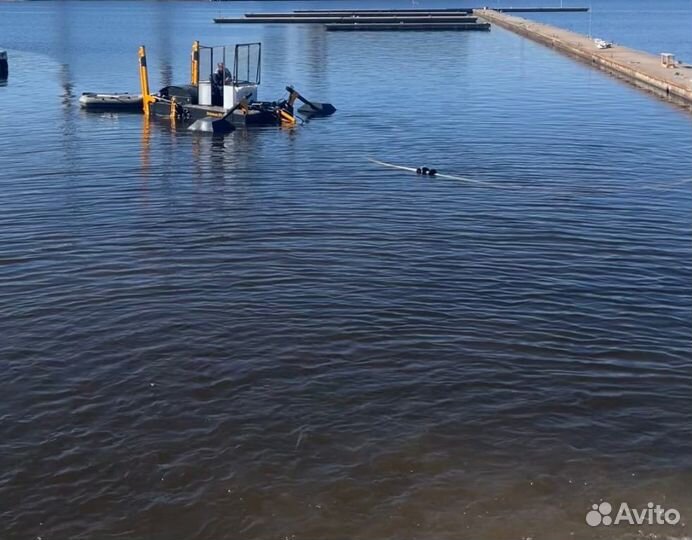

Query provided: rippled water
[1,1,691,539]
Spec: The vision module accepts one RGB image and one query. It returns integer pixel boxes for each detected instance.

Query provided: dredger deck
[137,41,335,133]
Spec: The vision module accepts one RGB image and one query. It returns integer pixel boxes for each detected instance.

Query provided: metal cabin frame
[135,40,340,129]
[139,41,263,116]
[191,41,262,108]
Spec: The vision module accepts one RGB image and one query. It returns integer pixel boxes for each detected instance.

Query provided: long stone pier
[474,9,692,110]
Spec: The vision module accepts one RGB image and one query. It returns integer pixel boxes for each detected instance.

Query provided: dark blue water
[1,2,691,539]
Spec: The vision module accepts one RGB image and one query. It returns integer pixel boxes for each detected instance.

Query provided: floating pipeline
[416,167,438,177]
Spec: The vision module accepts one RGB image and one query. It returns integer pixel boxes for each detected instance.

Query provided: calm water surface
[526,0,692,60]
[1,1,691,539]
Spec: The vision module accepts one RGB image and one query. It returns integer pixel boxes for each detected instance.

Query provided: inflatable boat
[79,92,143,111]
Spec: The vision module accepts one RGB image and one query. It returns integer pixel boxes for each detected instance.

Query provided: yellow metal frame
[279,109,296,126]
[138,46,156,116]
[191,41,200,86]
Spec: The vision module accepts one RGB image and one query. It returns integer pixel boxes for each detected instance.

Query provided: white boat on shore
[594,38,613,49]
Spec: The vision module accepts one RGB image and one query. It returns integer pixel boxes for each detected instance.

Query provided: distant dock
[214,7,588,31]
[325,23,491,32]
[214,7,589,32]
[215,15,481,24]
[214,8,489,30]
[254,9,473,16]
[475,9,692,109]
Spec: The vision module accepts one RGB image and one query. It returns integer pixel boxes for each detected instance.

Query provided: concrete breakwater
[495,7,588,12]
[475,9,692,110]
